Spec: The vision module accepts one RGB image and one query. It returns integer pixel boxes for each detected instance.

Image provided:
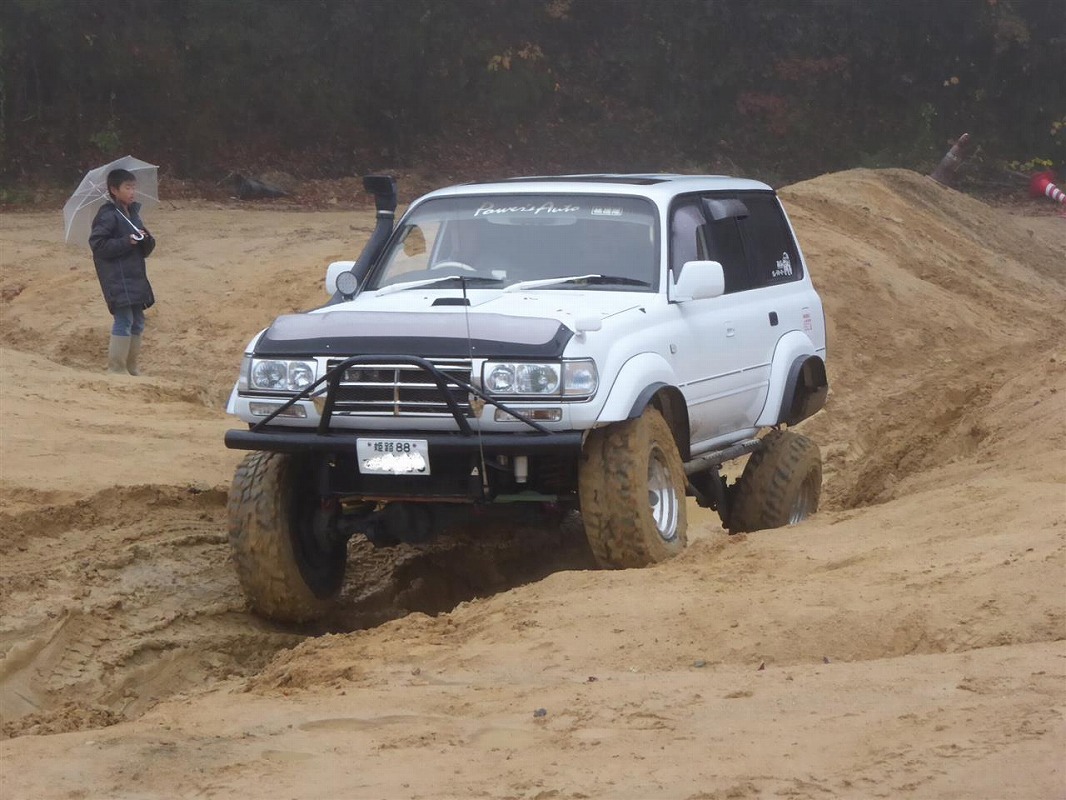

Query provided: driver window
[703,216,751,294]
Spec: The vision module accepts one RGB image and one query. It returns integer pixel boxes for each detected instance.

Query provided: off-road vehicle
[224,174,828,622]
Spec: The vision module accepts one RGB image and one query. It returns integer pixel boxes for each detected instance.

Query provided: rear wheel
[579,407,688,568]
[728,430,821,533]
[227,451,346,623]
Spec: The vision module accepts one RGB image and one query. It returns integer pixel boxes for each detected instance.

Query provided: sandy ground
[0,169,1063,799]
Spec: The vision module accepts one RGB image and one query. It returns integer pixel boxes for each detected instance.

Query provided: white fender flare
[595,352,678,423]
[754,332,823,428]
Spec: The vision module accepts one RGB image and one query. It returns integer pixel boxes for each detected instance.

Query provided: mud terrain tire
[227,451,346,623]
[579,407,688,568]
[728,430,821,533]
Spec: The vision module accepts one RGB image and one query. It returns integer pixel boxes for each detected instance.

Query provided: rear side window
[738,193,802,286]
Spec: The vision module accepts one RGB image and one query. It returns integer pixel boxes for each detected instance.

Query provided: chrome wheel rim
[648,448,680,542]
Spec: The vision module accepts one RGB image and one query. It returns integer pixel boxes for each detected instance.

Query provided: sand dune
[0,170,1063,799]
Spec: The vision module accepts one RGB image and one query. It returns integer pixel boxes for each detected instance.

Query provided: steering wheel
[430,260,477,273]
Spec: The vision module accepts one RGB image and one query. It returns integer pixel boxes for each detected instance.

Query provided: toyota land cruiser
[224,174,828,622]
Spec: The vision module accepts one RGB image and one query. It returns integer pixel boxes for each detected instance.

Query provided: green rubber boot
[108,335,131,375]
[127,334,143,376]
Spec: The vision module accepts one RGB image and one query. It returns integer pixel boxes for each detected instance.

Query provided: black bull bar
[224,355,584,454]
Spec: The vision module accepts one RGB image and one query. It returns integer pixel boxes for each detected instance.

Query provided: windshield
[368,194,660,291]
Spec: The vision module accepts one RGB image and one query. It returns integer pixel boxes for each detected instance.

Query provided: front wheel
[578,407,688,568]
[727,430,822,533]
[227,451,347,623]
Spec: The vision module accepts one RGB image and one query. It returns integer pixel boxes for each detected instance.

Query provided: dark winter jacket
[89,200,156,313]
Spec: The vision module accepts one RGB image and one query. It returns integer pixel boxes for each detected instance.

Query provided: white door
[668,198,774,444]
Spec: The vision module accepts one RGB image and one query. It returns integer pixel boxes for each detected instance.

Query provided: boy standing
[89,168,156,375]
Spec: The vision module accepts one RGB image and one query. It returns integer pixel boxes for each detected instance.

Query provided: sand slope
[0,170,1063,799]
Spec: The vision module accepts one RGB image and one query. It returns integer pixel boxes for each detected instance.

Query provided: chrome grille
[325,358,473,417]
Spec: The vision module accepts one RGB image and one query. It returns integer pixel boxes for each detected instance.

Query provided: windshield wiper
[503,274,650,292]
[587,275,651,287]
[503,274,601,293]
[374,275,503,296]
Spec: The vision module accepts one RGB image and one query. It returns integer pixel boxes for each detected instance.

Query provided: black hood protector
[254,310,574,358]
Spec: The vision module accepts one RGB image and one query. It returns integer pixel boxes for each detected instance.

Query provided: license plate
[356,438,431,475]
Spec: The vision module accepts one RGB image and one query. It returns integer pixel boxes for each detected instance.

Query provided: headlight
[481,360,596,398]
[516,363,560,394]
[249,359,318,392]
[487,364,516,392]
[288,361,314,390]
[563,360,598,396]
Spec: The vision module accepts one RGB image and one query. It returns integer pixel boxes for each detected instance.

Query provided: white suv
[225,174,828,622]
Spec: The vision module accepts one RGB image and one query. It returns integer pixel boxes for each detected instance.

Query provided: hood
[253,289,645,359]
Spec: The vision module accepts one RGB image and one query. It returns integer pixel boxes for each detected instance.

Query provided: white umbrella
[63,155,159,245]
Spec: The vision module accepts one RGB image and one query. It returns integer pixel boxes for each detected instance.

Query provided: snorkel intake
[334,175,398,300]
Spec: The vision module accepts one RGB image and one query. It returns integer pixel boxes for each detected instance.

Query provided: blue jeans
[111,305,145,336]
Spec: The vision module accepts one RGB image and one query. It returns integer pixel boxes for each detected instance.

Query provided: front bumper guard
[227,354,569,451]
[224,427,583,454]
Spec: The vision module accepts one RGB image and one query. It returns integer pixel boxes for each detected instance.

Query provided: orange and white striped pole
[1029,170,1066,205]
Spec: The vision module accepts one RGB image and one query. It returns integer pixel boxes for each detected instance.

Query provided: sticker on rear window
[771,252,793,278]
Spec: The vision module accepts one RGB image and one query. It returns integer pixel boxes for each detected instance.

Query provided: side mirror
[670,260,725,301]
[325,260,357,295]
